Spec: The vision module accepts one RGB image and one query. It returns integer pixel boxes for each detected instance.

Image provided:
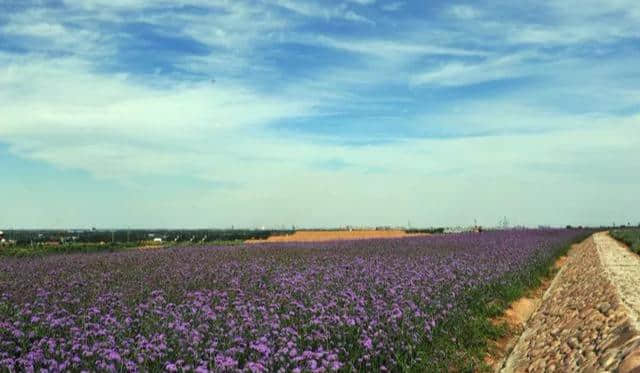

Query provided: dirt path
[596,232,640,330]
[501,233,640,372]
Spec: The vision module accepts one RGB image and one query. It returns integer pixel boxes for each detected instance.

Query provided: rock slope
[501,233,640,373]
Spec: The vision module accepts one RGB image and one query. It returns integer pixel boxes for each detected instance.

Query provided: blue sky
[1,0,639,228]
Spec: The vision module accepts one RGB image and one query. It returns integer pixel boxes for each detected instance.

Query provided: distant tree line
[1,229,295,245]
[405,228,445,234]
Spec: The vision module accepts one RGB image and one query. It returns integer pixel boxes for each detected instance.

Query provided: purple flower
[246,362,265,372]
[0,228,588,372]
[308,360,318,369]
[107,351,121,362]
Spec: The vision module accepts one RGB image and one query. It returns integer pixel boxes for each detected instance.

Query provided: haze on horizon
[1,0,639,229]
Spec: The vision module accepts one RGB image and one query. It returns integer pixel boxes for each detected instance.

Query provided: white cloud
[0,11,109,57]
[2,0,640,228]
[62,0,232,11]
[7,98,638,228]
[269,0,373,23]
[0,56,313,180]
[547,0,640,21]
[381,2,404,11]
[454,1,640,47]
[447,5,479,20]
[315,35,488,58]
[347,0,376,4]
[2,22,67,38]
[343,10,375,24]
[2,54,639,228]
[505,23,636,45]
[410,52,536,87]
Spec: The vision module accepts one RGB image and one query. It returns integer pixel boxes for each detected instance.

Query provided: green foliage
[405,228,445,234]
[3,228,294,246]
[0,242,137,257]
[610,228,640,254]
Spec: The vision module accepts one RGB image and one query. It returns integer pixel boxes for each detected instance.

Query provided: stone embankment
[501,233,640,373]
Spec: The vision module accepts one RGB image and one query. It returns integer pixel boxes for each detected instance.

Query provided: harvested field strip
[245,229,425,243]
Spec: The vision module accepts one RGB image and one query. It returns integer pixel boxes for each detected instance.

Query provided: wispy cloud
[410,52,539,87]
[314,35,488,59]
[0,56,312,180]
[347,0,376,5]
[380,2,404,12]
[1,0,639,227]
[447,5,479,20]
[269,0,374,23]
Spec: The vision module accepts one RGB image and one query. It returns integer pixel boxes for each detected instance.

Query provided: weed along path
[501,233,640,373]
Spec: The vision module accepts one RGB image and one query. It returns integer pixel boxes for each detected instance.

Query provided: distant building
[0,231,12,246]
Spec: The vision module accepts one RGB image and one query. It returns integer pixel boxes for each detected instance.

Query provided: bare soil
[246,230,426,243]
[484,253,571,371]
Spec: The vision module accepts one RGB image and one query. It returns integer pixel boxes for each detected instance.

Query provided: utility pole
[499,216,509,229]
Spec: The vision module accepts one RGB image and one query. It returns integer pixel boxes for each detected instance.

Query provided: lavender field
[0,229,589,372]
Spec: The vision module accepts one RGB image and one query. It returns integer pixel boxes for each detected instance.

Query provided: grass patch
[610,228,640,254]
[0,240,247,258]
[609,227,640,254]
